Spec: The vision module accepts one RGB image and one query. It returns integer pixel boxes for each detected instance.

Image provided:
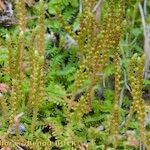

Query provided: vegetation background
[0,0,150,150]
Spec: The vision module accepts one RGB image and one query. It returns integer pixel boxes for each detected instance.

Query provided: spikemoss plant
[0,0,149,149]
[125,54,149,149]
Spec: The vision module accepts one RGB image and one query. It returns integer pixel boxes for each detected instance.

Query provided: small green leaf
[71,0,78,7]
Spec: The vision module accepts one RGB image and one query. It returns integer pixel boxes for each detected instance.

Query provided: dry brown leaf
[125,131,139,148]
[1,147,11,150]
[0,83,9,93]
[25,0,35,7]
[0,0,6,11]
[78,143,88,150]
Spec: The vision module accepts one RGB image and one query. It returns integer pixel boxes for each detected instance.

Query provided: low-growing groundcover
[0,0,150,150]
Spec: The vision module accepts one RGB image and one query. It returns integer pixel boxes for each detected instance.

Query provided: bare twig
[93,0,103,23]
[139,3,150,79]
[79,0,82,14]
[139,3,146,37]
[144,0,147,17]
